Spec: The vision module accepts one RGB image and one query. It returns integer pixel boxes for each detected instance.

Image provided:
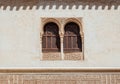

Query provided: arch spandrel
[63,18,84,36]
[41,18,61,34]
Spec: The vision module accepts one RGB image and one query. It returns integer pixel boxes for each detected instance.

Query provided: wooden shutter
[42,22,60,52]
[64,22,82,52]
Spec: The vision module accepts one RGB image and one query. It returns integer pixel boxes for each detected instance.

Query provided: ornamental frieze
[0,72,120,84]
[0,0,119,10]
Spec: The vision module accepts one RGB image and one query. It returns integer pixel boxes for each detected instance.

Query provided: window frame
[42,22,60,52]
[41,18,84,60]
[64,22,82,52]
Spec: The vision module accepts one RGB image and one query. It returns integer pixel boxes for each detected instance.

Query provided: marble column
[60,32,64,60]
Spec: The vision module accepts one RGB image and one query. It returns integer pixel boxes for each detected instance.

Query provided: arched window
[42,22,60,52]
[64,22,82,52]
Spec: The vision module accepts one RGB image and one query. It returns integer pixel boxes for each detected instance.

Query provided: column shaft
[61,37,64,60]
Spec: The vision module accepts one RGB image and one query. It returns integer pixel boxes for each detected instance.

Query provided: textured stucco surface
[0,0,120,67]
[0,72,119,84]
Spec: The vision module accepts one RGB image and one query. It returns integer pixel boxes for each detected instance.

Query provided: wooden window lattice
[64,22,82,52]
[42,22,60,52]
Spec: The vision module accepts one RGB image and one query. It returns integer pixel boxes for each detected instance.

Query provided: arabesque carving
[0,72,120,84]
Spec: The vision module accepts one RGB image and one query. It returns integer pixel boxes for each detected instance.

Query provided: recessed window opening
[64,22,82,52]
[42,22,60,52]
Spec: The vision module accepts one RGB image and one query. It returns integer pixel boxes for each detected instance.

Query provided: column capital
[59,32,64,38]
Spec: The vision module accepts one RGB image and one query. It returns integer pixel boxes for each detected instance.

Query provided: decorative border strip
[0,71,120,84]
[0,68,120,73]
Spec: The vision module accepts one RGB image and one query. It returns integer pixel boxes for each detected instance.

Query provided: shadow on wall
[0,0,120,10]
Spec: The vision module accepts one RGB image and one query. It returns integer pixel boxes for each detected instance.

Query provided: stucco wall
[0,0,120,67]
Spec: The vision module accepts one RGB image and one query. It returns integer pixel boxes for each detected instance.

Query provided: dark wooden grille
[64,22,82,52]
[42,22,60,52]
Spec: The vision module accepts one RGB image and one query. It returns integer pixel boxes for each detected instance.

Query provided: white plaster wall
[0,2,120,67]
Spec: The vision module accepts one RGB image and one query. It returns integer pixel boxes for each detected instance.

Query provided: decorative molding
[0,69,120,73]
[42,52,61,60]
[0,0,119,10]
[41,18,61,33]
[64,52,83,60]
[0,71,120,84]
